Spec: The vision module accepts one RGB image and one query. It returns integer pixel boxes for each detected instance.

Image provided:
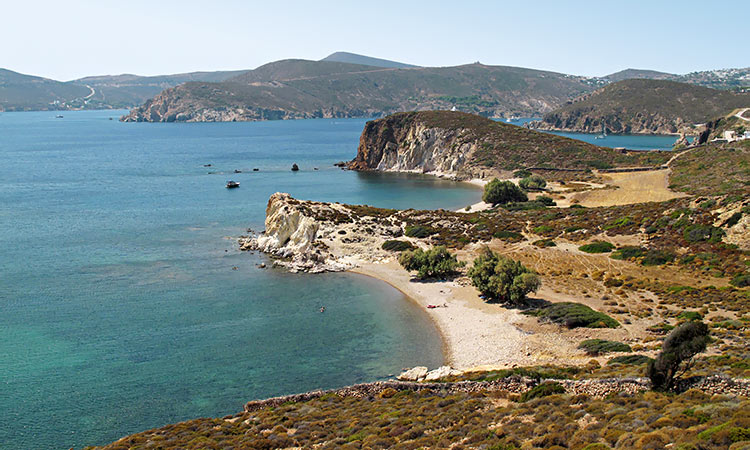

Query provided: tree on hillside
[467,247,540,304]
[648,321,711,391]
[519,175,547,191]
[482,179,528,205]
[398,246,463,280]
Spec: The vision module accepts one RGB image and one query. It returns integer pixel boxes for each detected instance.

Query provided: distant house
[723,130,737,142]
[744,131,750,139]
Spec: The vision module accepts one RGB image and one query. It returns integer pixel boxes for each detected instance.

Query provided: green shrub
[607,354,653,366]
[579,241,615,253]
[578,339,632,356]
[503,201,548,211]
[483,179,528,205]
[683,224,724,243]
[405,225,435,238]
[493,230,523,240]
[535,195,556,206]
[513,169,532,178]
[519,175,547,191]
[527,302,619,328]
[533,225,554,234]
[678,311,703,322]
[723,212,742,227]
[398,246,463,279]
[610,246,646,260]
[648,321,711,391]
[381,240,415,252]
[467,247,541,305]
[533,239,556,248]
[604,216,633,230]
[519,382,565,402]
[729,274,750,288]
[641,250,676,266]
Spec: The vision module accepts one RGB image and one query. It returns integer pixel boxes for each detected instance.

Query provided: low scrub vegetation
[607,354,653,366]
[519,175,547,191]
[398,246,462,279]
[579,241,615,253]
[526,302,620,328]
[404,225,435,238]
[578,339,632,356]
[518,382,564,402]
[381,240,415,252]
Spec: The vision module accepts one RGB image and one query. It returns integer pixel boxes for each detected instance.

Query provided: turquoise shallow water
[0,111,485,449]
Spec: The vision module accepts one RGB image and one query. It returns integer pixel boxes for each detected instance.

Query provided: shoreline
[350,259,539,371]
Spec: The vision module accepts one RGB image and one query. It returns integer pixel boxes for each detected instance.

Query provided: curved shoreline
[349,260,539,371]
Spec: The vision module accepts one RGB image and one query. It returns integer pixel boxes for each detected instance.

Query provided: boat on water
[55,115,64,119]
[595,123,607,139]
[225,181,240,189]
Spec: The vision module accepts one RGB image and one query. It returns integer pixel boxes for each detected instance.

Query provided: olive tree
[398,246,463,280]
[482,179,528,205]
[467,247,540,304]
[648,321,710,391]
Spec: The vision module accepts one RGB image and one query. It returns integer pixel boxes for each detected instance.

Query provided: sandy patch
[571,169,688,207]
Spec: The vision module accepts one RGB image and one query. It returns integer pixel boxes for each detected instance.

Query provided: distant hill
[603,67,750,91]
[535,79,750,134]
[0,68,248,111]
[604,69,679,82]
[320,52,418,68]
[122,61,600,122]
[0,68,91,111]
[73,70,248,108]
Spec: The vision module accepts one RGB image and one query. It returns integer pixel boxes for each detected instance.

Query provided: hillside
[0,68,91,111]
[73,70,247,108]
[121,61,599,122]
[320,51,418,68]
[605,67,750,90]
[349,111,671,179]
[605,68,679,82]
[535,79,750,134]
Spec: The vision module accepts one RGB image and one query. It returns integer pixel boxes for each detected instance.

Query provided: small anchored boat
[225,181,240,189]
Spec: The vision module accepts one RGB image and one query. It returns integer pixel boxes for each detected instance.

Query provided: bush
[483,179,528,205]
[683,224,724,243]
[533,239,556,248]
[641,250,675,266]
[723,212,742,227]
[648,321,711,391]
[493,230,523,240]
[404,225,434,238]
[607,354,653,366]
[527,302,619,328]
[519,382,565,402]
[579,241,615,253]
[610,246,646,260]
[519,175,547,191]
[381,240,415,252]
[513,169,532,178]
[467,247,541,305]
[578,339,632,356]
[535,195,556,206]
[678,311,703,322]
[398,246,462,280]
[729,274,750,288]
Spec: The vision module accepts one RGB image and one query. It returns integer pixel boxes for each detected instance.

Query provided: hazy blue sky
[2,0,746,81]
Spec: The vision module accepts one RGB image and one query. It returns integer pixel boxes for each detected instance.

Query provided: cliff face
[536,109,688,135]
[348,113,486,180]
[239,193,406,272]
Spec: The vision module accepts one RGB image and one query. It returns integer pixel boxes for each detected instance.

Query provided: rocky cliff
[239,193,407,272]
[348,113,484,180]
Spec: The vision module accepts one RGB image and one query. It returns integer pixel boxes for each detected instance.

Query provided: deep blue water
[0,111,486,449]
[502,118,680,150]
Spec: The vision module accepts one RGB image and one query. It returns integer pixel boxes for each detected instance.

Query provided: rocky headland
[531,79,750,136]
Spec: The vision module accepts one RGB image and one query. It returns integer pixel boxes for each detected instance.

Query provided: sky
[2,0,746,81]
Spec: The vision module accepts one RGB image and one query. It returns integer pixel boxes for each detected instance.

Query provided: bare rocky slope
[534,79,750,135]
[347,111,671,179]
[120,60,600,122]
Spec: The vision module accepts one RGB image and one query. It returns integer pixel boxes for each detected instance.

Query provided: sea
[0,111,674,449]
